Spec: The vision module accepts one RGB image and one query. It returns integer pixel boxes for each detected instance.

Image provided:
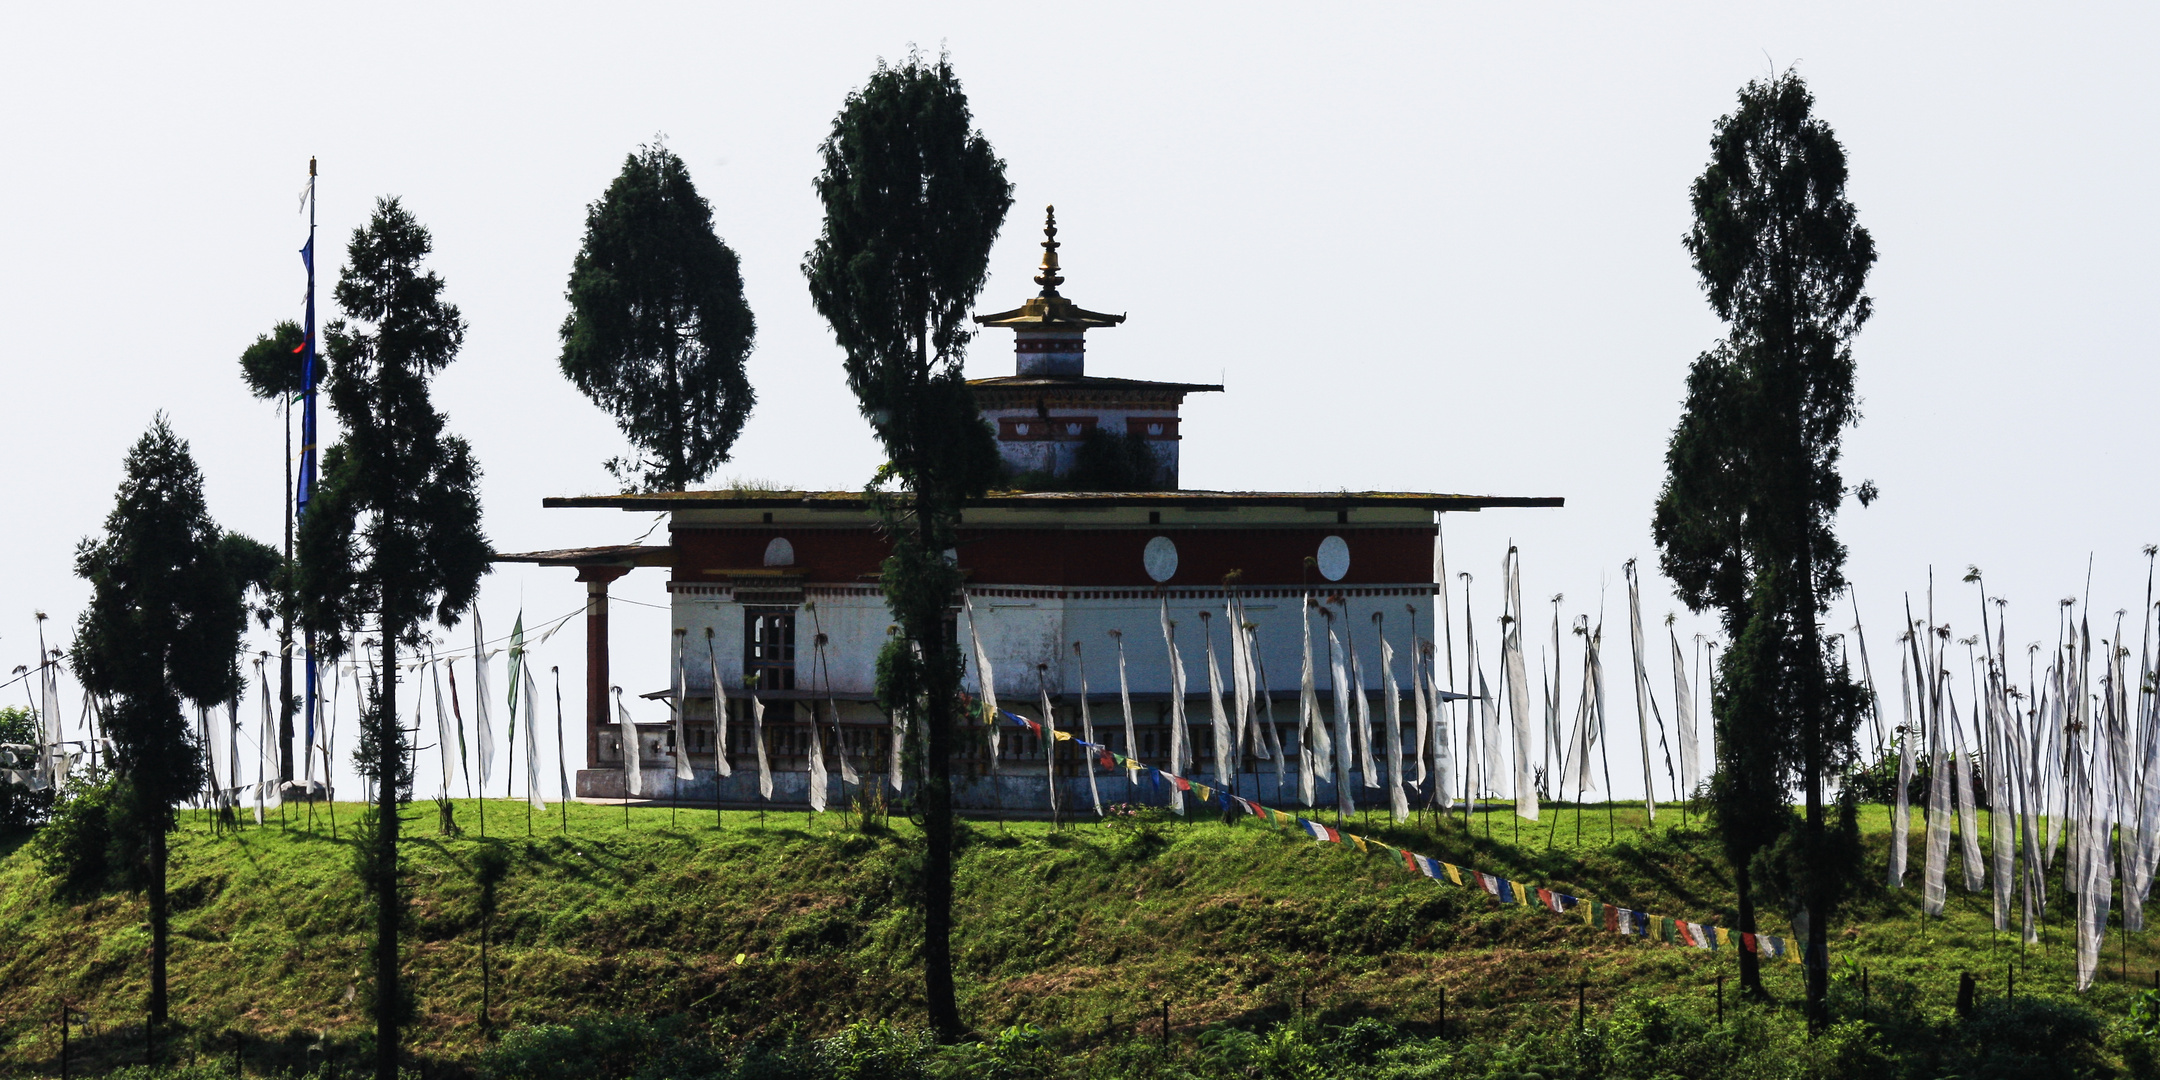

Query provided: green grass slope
[0,797,2153,1076]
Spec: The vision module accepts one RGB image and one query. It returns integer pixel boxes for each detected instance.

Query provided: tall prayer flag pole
[298,157,321,798]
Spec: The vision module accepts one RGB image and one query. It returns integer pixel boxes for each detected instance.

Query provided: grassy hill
[1,796,2154,1078]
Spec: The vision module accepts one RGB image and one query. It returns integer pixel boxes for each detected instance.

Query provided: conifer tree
[1653,70,1875,1025]
[71,415,262,1046]
[804,51,1010,1042]
[560,143,756,492]
[298,197,489,1080]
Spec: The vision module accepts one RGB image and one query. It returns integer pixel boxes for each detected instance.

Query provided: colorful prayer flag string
[1052,731,1799,962]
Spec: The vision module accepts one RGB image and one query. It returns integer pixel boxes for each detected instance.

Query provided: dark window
[745,608,797,691]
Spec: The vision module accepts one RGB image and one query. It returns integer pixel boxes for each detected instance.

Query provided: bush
[480,1015,725,1080]
[818,1019,932,1080]
[1948,996,2106,1079]
[925,1024,1056,1080]
[30,772,142,894]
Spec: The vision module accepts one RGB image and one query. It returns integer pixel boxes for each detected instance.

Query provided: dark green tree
[803,51,1010,1042]
[71,415,262,1041]
[237,320,317,783]
[237,319,310,400]
[1652,70,1875,1025]
[560,143,757,492]
[299,197,490,1080]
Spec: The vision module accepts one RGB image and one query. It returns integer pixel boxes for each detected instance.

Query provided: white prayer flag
[1204,615,1233,792]
[1075,644,1102,816]
[807,701,829,812]
[1669,627,1699,795]
[752,693,772,800]
[1327,622,1353,816]
[615,687,642,798]
[1161,601,1190,816]
[1624,563,1661,823]
[1503,551,1536,821]
[1297,599,1321,807]
[1115,633,1140,788]
[707,630,732,778]
[1379,630,1409,823]
[523,664,546,810]
[671,633,694,783]
[472,615,496,794]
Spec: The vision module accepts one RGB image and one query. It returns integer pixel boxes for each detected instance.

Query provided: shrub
[816,1019,932,1080]
[926,1024,1056,1080]
[30,772,141,894]
[479,1015,724,1080]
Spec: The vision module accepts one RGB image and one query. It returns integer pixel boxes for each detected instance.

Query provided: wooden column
[575,564,632,773]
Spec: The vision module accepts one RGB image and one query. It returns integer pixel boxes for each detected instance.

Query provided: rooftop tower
[970,207,1220,488]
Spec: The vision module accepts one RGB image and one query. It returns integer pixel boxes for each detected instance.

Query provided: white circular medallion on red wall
[1143,536,1178,583]
[1316,535,1350,582]
[763,537,794,567]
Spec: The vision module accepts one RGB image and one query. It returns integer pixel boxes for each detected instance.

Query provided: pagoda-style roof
[972,205,1126,330]
[491,544,672,567]
[973,295,1125,330]
[967,374,1223,397]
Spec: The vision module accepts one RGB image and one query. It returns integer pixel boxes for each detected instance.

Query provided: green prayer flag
[506,611,525,744]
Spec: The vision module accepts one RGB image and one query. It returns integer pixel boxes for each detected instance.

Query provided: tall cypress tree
[236,320,317,783]
[560,143,757,492]
[1653,70,1874,1024]
[804,51,1009,1042]
[72,415,262,1046]
[299,197,490,1080]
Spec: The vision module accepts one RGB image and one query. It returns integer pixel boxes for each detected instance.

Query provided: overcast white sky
[2,3,2153,803]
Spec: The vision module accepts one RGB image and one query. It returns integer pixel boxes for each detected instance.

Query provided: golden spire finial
[1033,205,1064,298]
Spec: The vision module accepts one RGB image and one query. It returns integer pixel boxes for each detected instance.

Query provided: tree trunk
[918,512,963,1042]
[1734,857,1764,996]
[149,822,169,1032]
[665,319,684,489]
[375,627,401,1080]
[1798,549,1829,1031]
